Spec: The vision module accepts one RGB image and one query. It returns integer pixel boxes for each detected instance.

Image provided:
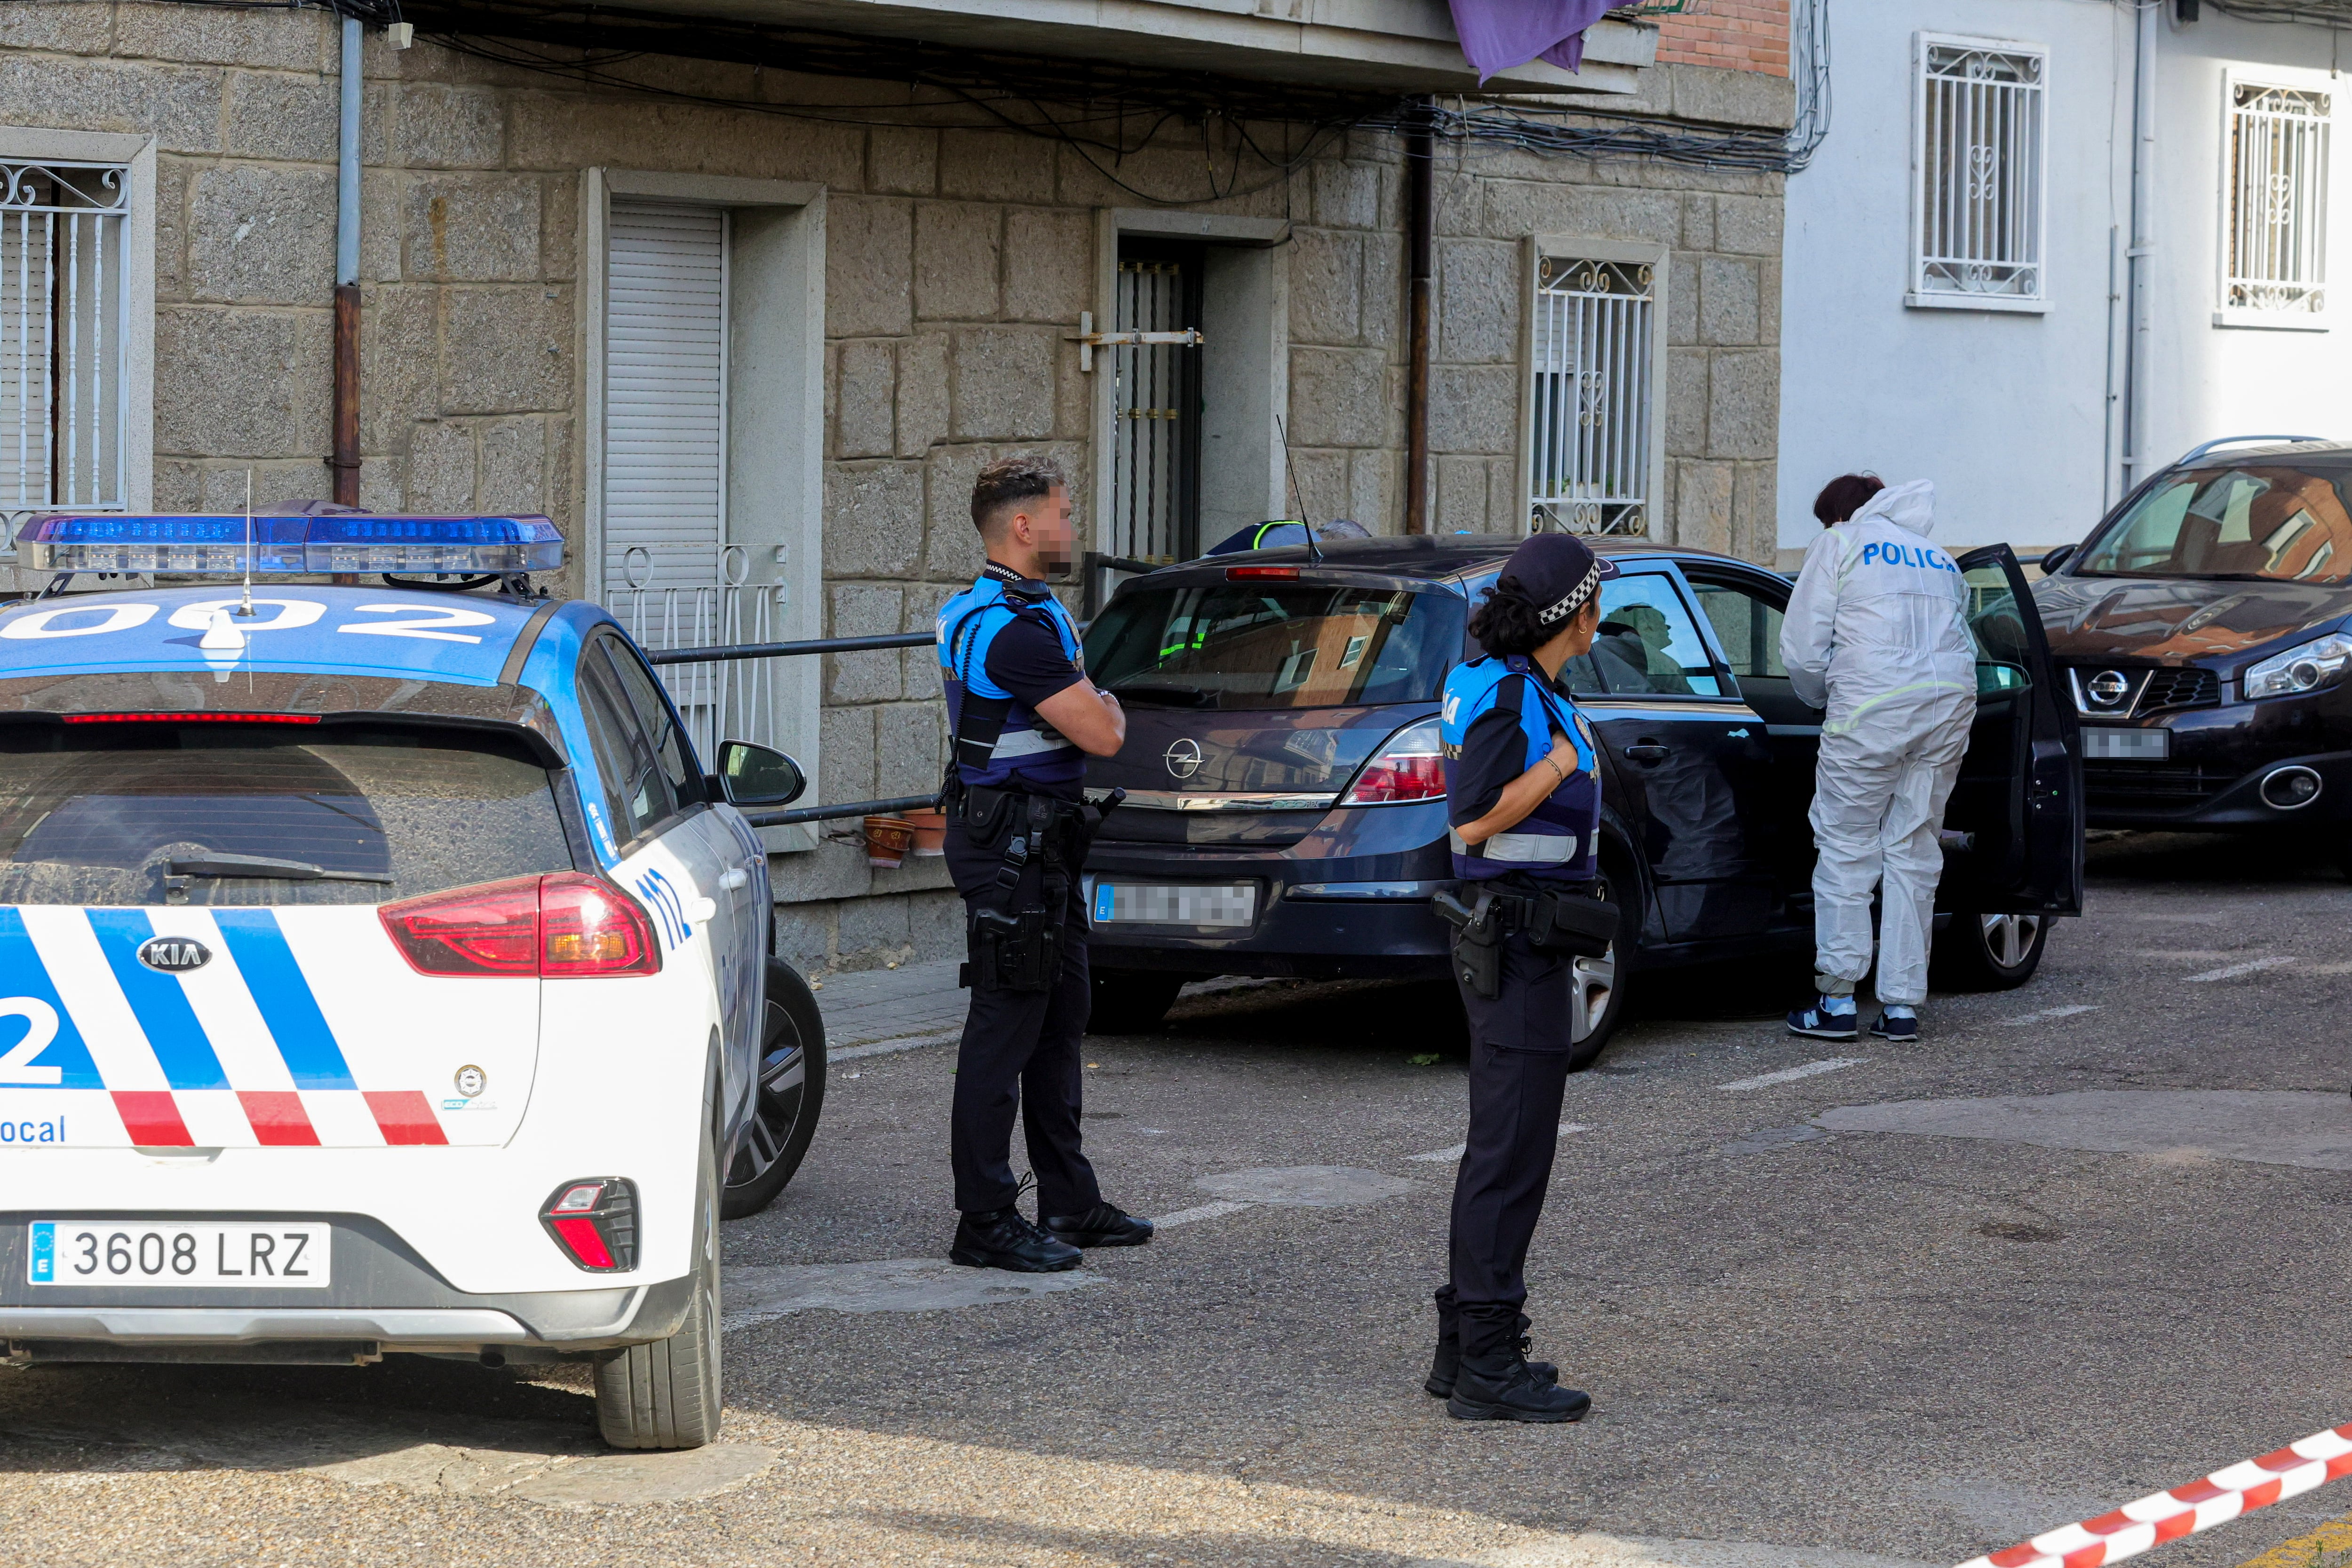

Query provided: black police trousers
[944,820,1103,1220]
[1439,927,1576,1360]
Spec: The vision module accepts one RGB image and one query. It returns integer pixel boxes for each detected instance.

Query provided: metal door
[1944,545,2084,915]
[1110,241,1203,564]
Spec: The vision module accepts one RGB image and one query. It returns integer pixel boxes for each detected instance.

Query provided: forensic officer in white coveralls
[1780,474,1978,1043]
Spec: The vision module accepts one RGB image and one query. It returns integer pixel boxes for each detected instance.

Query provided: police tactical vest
[936,570,1087,793]
[1439,654,1601,884]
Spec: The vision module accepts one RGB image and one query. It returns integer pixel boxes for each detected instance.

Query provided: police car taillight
[379,872,661,978]
[541,1177,636,1272]
[1337,716,1447,805]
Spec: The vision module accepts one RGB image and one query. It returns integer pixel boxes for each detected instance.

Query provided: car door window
[1959,565,2034,694]
[596,636,702,804]
[577,656,676,845]
[1688,579,1788,680]
[1564,574,1725,698]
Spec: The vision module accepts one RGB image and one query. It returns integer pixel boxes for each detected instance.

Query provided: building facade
[0,0,1793,972]
[1779,0,2352,562]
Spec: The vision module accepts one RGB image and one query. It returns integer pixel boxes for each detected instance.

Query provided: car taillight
[1338,717,1447,805]
[379,872,661,978]
[541,1177,637,1272]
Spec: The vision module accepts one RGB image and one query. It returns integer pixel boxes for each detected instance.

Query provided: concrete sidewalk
[808,959,969,1060]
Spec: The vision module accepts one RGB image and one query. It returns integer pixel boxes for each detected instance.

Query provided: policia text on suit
[933,455,1154,1274]
[1425,531,1619,1425]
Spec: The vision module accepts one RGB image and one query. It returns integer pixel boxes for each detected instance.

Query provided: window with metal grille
[1912,37,2046,305]
[2226,81,2330,317]
[1109,241,1203,564]
[1526,253,1655,537]
[1,160,127,519]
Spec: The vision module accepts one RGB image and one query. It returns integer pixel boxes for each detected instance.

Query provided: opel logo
[2088,670,2131,707]
[1164,737,1203,780]
[137,936,211,974]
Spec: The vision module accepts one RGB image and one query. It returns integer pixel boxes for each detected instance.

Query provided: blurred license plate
[1092,883,1257,927]
[2082,728,2167,760]
[28,1221,331,1288]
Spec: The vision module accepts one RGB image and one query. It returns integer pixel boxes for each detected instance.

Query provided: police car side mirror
[714,741,806,808]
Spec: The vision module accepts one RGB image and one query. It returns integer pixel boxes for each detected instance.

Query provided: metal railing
[608,546,794,765]
[644,619,942,828]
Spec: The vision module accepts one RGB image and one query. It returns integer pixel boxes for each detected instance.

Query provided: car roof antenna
[237,468,255,618]
[1275,414,1320,565]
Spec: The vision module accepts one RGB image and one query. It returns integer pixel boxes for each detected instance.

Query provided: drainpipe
[1403,98,1434,535]
[2121,0,2157,491]
[331,14,362,507]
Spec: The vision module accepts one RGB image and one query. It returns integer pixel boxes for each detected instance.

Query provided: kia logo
[1164,737,1203,780]
[137,936,211,974]
[2088,670,2131,707]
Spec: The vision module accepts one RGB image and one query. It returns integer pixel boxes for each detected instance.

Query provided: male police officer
[936,455,1153,1272]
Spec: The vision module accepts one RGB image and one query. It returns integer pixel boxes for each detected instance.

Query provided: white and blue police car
[0,510,822,1449]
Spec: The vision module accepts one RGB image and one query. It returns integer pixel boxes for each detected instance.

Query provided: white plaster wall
[1778,1,2352,561]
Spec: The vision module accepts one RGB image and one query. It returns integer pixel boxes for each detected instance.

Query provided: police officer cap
[1502,532,1619,626]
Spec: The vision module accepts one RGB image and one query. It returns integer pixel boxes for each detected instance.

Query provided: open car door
[1943,545,2083,918]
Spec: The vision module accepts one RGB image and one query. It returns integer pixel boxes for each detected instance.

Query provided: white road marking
[724,1259,1104,1323]
[2001,1004,2100,1026]
[1718,1058,1865,1092]
[1152,1200,1253,1229]
[1408,1124,1589,1162]
[2183,957,2295,982]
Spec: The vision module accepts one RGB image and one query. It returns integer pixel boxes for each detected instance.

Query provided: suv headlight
[2243,632,2352,700]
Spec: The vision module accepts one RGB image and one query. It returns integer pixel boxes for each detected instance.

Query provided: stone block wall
[2,1,1788,971]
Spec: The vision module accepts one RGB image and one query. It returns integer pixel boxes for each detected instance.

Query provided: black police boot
[1043,1203,1153,1248]
[949,1208,1083,1272]
[1425,1313,1558,1400]
[1445,1343,1591,1424]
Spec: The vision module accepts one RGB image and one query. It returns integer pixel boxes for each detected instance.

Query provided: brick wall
[0,0,1787,973]
[1652,0,1790,79]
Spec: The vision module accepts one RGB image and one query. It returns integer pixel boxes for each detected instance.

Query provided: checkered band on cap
[1537,559,1602,626]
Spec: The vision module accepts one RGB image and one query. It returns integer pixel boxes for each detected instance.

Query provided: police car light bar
[16,513,564,576]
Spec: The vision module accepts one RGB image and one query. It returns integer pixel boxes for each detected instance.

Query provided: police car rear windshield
[0,722,573,907]
[1086,582,1466,710]
[2076,460,2352,583]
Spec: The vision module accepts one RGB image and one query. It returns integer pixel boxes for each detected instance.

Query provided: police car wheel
[721,960,828,1220]
[1562,868,1634,1072]
[596,1117,723,1449]
[1929,909,2049,992]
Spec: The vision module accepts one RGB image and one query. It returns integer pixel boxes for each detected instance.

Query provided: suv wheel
[596,1121,723,1449]
[721,959,827,1220]
[1563,868,1634,1072]
[1931,910,2049,991]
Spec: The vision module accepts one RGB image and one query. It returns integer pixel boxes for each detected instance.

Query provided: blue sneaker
[1787,995,1859,1040]
[1869,1007,1919,1042]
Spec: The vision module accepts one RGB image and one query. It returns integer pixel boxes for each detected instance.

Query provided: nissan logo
[137,936,211,974]
[1164,737,1203,780]
[2087,670,2131,707]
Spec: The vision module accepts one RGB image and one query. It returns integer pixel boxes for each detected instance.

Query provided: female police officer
[1426,532,1613,1424]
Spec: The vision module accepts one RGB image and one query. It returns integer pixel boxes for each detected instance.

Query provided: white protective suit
[1777,480,1979,1006]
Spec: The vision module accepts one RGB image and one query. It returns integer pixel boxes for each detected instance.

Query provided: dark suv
[2034,437,2352,868]
[1080,534,2082,1062]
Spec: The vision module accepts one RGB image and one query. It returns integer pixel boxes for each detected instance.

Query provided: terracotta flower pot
[863,816,915,869]
[903,808,947,856]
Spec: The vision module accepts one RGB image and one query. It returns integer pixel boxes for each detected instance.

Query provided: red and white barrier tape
[1960,1422,2352,1568]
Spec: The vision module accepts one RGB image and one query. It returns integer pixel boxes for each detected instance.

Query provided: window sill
[1904,292,2049,315]
[2212,308,2328,332]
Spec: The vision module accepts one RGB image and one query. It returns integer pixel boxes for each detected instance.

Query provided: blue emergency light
[16,513,564,576]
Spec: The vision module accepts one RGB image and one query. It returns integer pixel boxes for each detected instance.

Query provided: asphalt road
[8,831,2352,1568]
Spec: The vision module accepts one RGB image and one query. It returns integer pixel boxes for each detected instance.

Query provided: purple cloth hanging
[1447,0,1618,79]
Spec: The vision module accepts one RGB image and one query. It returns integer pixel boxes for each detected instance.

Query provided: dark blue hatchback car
[1079,534,2083,1063]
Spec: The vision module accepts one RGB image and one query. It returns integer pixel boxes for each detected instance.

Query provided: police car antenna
[237,469,255,618]
[1275,415,1320,565]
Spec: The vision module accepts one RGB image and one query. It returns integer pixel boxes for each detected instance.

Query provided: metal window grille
[1527,255,1653,537]
[1109,245,1202,563]
[2227,83,2330,315]
[1,160,127,542]
[1915,41,2046,301]
[608,545,791,762]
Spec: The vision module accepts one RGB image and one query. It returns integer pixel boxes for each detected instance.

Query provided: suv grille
[2085,762,2231,812]
[2138,667,2220,712]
